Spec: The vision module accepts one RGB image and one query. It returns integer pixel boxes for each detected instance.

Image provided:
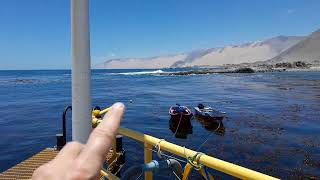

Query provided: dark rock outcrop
[233,67,255,73]
[274,61,309,68]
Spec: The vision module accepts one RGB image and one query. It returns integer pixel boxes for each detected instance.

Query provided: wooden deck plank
[0,148,117,180]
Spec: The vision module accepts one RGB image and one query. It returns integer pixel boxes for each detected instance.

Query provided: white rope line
[135,172,143,180]
[171,168,182,180]
[196,120,221,152]
[173,113,184,137]
[155,139,165,158]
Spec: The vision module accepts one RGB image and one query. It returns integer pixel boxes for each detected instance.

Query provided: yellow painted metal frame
[118,127,280,180]
[96,107,279,180]
[101,169,120,180]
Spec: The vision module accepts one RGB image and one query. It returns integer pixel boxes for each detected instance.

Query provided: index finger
[77,103,125,167]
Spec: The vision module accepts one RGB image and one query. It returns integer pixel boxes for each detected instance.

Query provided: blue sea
[0,69,319,179]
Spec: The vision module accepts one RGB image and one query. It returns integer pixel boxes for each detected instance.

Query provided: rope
[141,143,186,163]
[203,167,211,180]
[96,105,219,179]
[134,141,186,179]
[115,107,216,179]
[155,139,165,158]
[135,172,143,180]
[183,147,203,169]
[142,140,186,179]
[173,113,184,137]
[186,152,205,171]
[107,155,118,169]
[157,141,182,180]
[167,112,187,159]
[127,135,213,180]
[182,147,211,179]
[163,156,182,180]
[196,120,221,152]
[171,168,182,180]
[154,140,183,179]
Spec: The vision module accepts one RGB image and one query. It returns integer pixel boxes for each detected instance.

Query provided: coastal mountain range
[265,29,320,64]
[94,29,320,69]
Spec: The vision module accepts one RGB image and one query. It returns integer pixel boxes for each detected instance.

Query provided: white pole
[71,0,91,143]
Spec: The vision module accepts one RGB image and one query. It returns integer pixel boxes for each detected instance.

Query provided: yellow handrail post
[144,142,153,180]
[100,169,120,180]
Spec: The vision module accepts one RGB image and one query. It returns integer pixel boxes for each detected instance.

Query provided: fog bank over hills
[265,29,320,64]
[94,29,320,69]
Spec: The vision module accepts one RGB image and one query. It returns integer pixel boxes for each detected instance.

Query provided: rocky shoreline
[159,61,319,76]
[159,67,282,76]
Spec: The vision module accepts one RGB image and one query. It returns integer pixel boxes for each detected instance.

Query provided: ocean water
[0,69,319,179]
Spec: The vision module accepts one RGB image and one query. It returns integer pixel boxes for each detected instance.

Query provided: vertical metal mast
[71,0,91,143]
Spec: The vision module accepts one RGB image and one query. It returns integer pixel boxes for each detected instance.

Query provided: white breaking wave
[113,70,165,75]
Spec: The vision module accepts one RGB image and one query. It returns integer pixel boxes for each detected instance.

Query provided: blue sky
[0,0,319,70]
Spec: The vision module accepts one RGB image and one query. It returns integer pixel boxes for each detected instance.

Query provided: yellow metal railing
[118,127,279,180]
[94,107,279,180]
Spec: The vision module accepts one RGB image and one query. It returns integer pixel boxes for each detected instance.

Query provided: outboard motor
[198,104,205,109]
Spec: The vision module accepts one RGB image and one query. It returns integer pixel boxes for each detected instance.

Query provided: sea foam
[113,70,165,75]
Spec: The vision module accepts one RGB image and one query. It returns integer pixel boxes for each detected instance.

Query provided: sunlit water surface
[0,69,319,179]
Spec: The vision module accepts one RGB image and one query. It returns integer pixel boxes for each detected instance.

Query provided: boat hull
[194,107,224,121]
[169,115,193,139]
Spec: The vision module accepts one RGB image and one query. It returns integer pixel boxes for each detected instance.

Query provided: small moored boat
[169,104,193,123]
[194,104,225,121]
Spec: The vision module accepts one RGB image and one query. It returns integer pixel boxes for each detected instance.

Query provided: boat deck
[0,148,116,180]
